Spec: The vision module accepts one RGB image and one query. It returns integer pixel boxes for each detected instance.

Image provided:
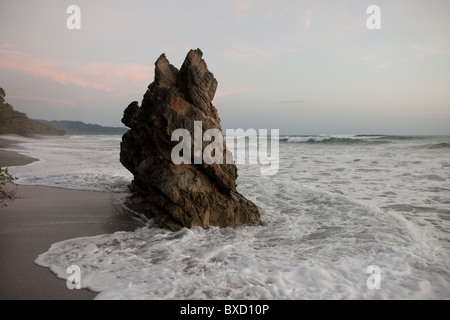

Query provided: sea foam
[35,182,450,299]
[7,135,132,192]
[6,134,449,299]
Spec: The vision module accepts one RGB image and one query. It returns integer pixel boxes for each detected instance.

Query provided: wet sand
[0,136,139,299]
[0,150,38,167]
[0,185,139,300]
[0,136,38,167]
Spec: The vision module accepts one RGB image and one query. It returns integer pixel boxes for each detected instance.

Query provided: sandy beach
[0,136,139,300]
[0,136,39,167]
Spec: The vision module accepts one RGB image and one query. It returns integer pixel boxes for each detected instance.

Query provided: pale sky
[1,0,449,135]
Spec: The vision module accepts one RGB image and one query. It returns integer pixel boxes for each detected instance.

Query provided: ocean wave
[279,135,392,144]
[15,172,131,193]
[7,135,133,193]
[35,184,450,300]
[25,134,450,299]
[278,134,433,144]
[355,134,421,140]
[427,142,450,149]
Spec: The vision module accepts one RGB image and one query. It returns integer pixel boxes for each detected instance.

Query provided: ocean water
[5,134,450,299]
[5,135,132,193]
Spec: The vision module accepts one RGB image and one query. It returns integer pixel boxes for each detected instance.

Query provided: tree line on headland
[0,87,127,136]
[0,87,65,136]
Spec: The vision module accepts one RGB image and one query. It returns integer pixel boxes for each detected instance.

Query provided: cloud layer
[0,49,153,95]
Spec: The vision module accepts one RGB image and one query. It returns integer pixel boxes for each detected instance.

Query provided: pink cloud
[377,63,391,70]
[0,50,154,94]
[227,43,296,61]
[82,63,154,85]
[227,44,274,60]
[298,10,313,37]
[7,95,77,109]
[305,11,313,29]
[0,49,25,56]
[230,0,259,17]
[413,39,450,57]
[1,43,23,51]
[214,85,253,100]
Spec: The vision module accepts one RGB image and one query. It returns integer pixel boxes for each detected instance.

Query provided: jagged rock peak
[120,49,261,231]
[154,53,178,88]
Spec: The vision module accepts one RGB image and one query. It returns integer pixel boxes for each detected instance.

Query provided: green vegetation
[0,167,18,208]
[0,87,65,136]
[35,120,127,135]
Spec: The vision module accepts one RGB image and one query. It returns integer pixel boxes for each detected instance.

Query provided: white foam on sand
[19,134,449,299]
[35,183,450,300]
[7,135,132,192]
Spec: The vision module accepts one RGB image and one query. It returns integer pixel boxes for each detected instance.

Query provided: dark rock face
[120,49,261,231]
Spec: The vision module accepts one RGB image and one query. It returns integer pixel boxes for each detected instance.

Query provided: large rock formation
[120,49,261,231]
